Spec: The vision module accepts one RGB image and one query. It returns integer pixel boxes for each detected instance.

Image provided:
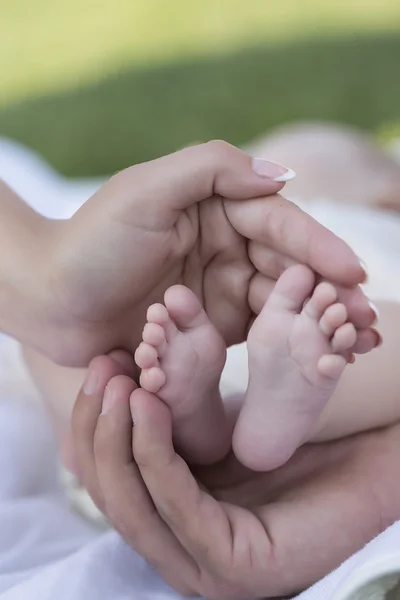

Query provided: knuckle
[204,139,234,159]
[134,442,175,473]
[93,424,111,463]
[132,441,151,468]
[203,580,241,600]
[106,501,139,542]
[158,570,196,597]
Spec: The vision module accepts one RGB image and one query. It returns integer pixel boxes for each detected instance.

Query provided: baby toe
[267,265,315,314]
[331,322,357,353]
[142,323,166,347]
[317,354,347,380]
[139,367,166,393]
[304,282,337,321]
[147,303,177,341]
[319,303,348,337]
[146,303,170,325]
[164,285,210,331]
[134,342,159,370]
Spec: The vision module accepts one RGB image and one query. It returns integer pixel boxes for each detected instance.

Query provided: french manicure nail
[358,257,368,282]
[101,386,115,415]
[368,300,380,321]
[252,158,296,182]
[83,367,99,395]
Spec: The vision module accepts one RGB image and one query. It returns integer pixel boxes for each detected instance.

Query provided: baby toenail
[358,257,368,282]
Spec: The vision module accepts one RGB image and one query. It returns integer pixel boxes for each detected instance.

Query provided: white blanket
[1,138,400,600]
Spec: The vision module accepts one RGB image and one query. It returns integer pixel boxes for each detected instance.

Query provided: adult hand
[41,141,374,366]
[72,353,400,599]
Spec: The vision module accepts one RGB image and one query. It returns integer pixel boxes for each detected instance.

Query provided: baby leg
[247,122,400,211]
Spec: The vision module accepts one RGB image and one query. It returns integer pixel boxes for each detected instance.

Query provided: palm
[186,427,398,597]
[42,141,379,368]
[56,195,253,360]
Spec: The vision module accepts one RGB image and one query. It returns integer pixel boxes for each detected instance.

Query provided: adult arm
[0,180,61,355]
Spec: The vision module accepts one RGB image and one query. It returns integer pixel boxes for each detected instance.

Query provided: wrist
[0,212,65,356]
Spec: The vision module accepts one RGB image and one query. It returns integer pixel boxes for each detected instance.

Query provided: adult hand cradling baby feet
[70,255,387,599]
[72,335,400,600]
[0,141,379,368]
[134,267,372,471]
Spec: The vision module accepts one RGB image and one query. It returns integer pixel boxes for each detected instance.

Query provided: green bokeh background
[1,0,399,176]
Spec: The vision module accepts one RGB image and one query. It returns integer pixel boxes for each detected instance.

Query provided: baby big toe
[268,265,315,313]
[164,285,209,331]
[317,354,347,380]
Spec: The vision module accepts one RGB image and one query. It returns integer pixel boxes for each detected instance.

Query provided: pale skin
[22,306,400,599]
[2,138,391,598]
[20,262,396,599]
[135,265,368,470]
[130,124,400,470]
[0,139,379,465]
[0,140,379,368]
[24,299,397,476]
[24,265,382,475]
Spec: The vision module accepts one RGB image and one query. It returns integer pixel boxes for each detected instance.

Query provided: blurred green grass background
[1,0,400,176]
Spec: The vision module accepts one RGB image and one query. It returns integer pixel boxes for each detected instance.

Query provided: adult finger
[72,354,134,511]
[93,379,200,595]
[248,242,297,281]
[333,283,378,329]
[351,327,382,354]
[130,388,247,576]
[248,258,376,329]
[98,141,288,229]
[248,273,276,315]
[226,195,366,286]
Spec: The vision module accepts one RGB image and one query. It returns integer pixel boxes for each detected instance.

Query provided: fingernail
[101,385,115,415]
[349,353,356,364]
[252,158,296,182]
[83,367,99,395]
[358,257,368,282]
[371,328,383,348]
[368,300,380,321]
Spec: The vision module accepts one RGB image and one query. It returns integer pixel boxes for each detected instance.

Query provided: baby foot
[233,265,356,471]
[135,285,230,464]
